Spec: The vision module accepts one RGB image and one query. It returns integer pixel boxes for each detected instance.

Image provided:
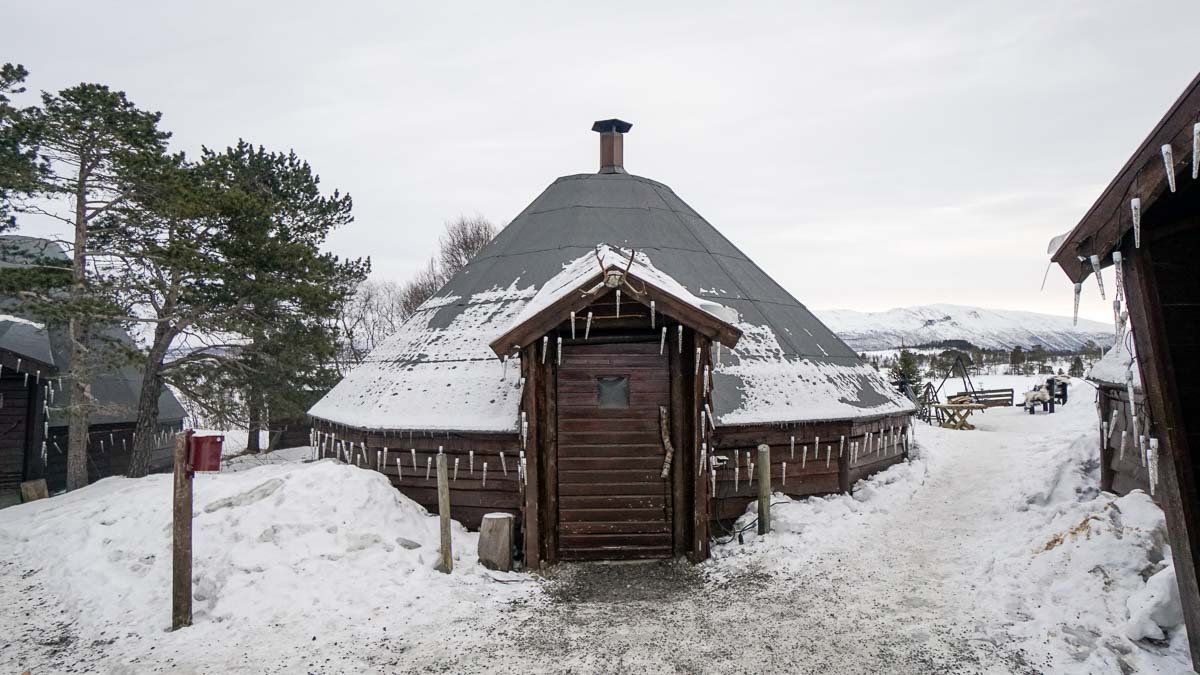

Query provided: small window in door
[596,376,630,408]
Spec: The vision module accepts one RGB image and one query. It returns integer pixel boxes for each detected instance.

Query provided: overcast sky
[9,1,1200,322]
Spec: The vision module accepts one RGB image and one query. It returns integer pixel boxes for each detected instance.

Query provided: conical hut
[311,120,915,566]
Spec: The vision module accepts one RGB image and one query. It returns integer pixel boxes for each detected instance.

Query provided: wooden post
[757,444,770,535]
[435,452,452,573]
[171,431,192,631]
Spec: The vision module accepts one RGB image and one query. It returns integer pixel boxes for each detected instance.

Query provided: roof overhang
[1051,71,1200,283]
[488,264,742,357]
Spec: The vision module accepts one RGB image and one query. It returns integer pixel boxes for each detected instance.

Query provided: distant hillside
[815,304,1114,352]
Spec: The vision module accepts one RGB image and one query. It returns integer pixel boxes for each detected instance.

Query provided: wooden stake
[435,453,452,573]
[171,431,193,631]
[757,444,771,535]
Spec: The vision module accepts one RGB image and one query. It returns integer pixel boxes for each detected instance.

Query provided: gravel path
[399,417,1049,674]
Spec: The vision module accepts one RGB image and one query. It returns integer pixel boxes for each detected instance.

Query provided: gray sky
[10,1,1200,322]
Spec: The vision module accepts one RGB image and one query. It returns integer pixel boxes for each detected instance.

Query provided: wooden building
[1050,73,1200,670]
[311,120,916,566]
[0,236,186,506]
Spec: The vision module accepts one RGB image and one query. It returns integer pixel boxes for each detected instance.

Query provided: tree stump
[478,513,514,572]
[19,479,48,503]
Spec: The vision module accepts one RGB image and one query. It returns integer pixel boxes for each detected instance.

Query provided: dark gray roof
[313,172,912,431]
[0,235,186,426]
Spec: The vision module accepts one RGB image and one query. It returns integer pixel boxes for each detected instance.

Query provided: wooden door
[0,375,30,507]
[556,341,672,560]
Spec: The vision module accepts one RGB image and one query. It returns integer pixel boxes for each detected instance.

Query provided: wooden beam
[488,269,742,357]
[520,345,542,570]
[1125,242,1200,671]
[691,330,711,561]
[540,355,558,564]
[669,328,688,557]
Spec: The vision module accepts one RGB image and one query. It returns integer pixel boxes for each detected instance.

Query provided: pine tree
[1068,356,1085,378]
[200,141,367,452]
[0,63,42,231]
[19,83,169,490]
[889,348,922,393]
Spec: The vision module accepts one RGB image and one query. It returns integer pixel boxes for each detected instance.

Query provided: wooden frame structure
[1051,71,1200,671]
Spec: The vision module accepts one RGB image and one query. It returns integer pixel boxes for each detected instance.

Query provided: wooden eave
[1052,71,1200,283]
[488,267,743,357]
[0,347,54,377]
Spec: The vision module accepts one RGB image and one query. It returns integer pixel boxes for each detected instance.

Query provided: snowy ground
[0,375,1189,673]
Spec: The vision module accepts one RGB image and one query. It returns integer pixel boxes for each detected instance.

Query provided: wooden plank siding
[708,413,912,527]
[311,423,523,532]
[0,373,32,503]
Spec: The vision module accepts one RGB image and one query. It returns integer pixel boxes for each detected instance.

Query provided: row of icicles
[310,429,524,490]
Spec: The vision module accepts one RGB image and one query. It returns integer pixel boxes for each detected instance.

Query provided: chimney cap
[592,119,633,134]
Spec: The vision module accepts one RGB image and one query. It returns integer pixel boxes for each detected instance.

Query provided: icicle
[1194,123,1200,179]
[1119,430,1127,461]
[734,465,739,492]
[1112,251,1125,302]
[1131,198,1141,248]
[521,412,528,449]
[711,468,717,495]
[411,448,418,470]
[376,449,382,469]
[1080,281,1089,326]
[748,461,754,485]
[782,462,787,486]
[500,451,508,475]
[453,457,459,481]
[557,337,563,365]
[705,403,716,431]
[802,445,808,469]
[703,365,711,396]
[677,326,683,354]
[790,435,795,460]
[700,442,707,477]
[469,450,475,475]
[356,454,362,467]
[23,373,28,386]
[482,462,488,488]
[585,312,593,339]
[1149,438,1160,494]
[615,289,621,317]
[541,336,548,364]
[520,455,528,487]
[396,454,403,479]
[1089,255,1106,299]
[814,436,820,458]
[570,311,577,339]
[650,300,656,329]
[839,435,846,457]
[659,326,667,355]
[700,410,706,436]
[695,347,701,375]
[825,445,831,468]
[1162,144,1176,193]
[1106,409,1117,442]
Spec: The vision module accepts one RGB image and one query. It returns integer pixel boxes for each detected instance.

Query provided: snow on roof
[1088,337,1141,390]
[499,244,734,341]
[311,172,914,431]
[310,286,530,433]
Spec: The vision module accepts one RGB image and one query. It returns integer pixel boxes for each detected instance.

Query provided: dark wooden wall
[1097,384,1155,497]
[40,422,178,493]
[0,372,32,504]
[709,413,912,526]
[312,422,522,531]
[1124,204,1200,669]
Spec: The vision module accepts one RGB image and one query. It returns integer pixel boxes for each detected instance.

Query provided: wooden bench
[953,389,1014,408]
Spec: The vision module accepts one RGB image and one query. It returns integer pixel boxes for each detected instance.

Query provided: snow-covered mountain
[814,304,1114,352]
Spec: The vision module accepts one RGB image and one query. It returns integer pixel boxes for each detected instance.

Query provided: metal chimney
[592,119,632,174]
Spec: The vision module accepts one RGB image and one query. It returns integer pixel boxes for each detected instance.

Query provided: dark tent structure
[1050,72,1200,670]
[0,236,186,506]
[311,121,914,566]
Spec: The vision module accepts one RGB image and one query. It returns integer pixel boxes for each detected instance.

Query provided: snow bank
[0,460,531,670]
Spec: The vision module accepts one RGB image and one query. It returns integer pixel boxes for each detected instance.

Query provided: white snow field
[0,375,1190,673]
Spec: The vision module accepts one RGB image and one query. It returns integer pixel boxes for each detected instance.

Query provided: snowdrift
[0,459,528,670]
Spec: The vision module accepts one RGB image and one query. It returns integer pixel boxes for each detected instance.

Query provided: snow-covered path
[2,376,1187,673]
[400,389,1096,673]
